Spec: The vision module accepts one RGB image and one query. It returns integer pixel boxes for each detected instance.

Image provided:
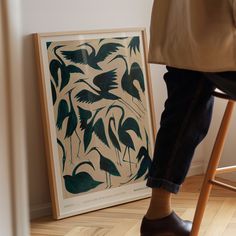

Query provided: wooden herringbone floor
[30,175,236,236]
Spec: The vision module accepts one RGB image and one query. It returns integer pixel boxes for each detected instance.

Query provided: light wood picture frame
[34,28,157,219]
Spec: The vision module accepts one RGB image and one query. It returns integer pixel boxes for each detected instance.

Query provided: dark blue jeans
[146,66,236,193]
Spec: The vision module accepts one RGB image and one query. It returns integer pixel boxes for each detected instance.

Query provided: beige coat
[148,0,236,72]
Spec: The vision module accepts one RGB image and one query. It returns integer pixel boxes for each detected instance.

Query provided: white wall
[1,0,29,235]
[203,99,236,181]
[0,6,13,235]
[21,0,205,219]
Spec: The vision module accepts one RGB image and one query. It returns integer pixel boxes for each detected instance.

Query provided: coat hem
[148,60,236,73]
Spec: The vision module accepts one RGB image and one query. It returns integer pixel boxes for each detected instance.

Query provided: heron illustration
[109,55,146,113]
[107,113,122,165]
[74,69,141,119]
[87,146,121,188]
[61,42,124,70]
[63,161,103,194]
[105,103,142,176]
[121,128,152,185]
[56,88,81,163]
[49,45,84,91]
[77,105,109,152]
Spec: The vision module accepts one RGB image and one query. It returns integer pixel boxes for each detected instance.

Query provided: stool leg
[190,101,235,236]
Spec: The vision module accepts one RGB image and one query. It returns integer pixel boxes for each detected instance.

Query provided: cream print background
[46,36,153,199]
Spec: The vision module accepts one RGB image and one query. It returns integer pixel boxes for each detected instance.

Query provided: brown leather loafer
[140,211,192,236]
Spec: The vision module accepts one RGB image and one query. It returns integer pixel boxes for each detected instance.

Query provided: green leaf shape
[46,42,52,49]
[50,81,57,105]
[77,106,92,130]
[65,90,78,138]
[122,117,142,138]
[112,37,128,40]
[128,36,140,55]
[84,125,93,152]
[130,62,145,92]
[108,116,121,152]
[57,138,66,172]
[65,110,77,138]
[60,70,70,92]
[63,172,103,194]
[56,99,69,129]
[93,118,109,148]
[134,147,151,180]
[49,59,61,87]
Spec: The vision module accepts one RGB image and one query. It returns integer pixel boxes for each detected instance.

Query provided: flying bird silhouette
[74,69,141,119]
[49,45,84,91]
[61,42,124,70]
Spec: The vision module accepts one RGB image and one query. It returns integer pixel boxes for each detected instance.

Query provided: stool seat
[212,89,235,101]
[191,90,236,236]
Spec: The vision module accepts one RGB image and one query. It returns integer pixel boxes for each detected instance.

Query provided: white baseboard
[187,161,204,177]
[30,161,205,220]
[30,202,52,220]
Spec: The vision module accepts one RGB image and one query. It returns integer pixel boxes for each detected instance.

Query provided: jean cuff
[146,176,181,194]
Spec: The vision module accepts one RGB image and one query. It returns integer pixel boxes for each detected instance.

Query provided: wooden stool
[191,90,236,236]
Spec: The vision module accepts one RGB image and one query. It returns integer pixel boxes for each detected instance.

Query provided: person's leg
[145,66,216,220]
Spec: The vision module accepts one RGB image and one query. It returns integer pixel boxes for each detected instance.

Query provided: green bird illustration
[61,42,124,70]
[49,45,84,91]
[63,161,103,194]
[74,69,141,119]
[107,113,122,165]
[109,55,146,114]
[77,106,109,152]
[87,146,121,189]
[106,103,142,176]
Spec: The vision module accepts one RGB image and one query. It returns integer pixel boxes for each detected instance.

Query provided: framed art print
[34,28,157,219]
